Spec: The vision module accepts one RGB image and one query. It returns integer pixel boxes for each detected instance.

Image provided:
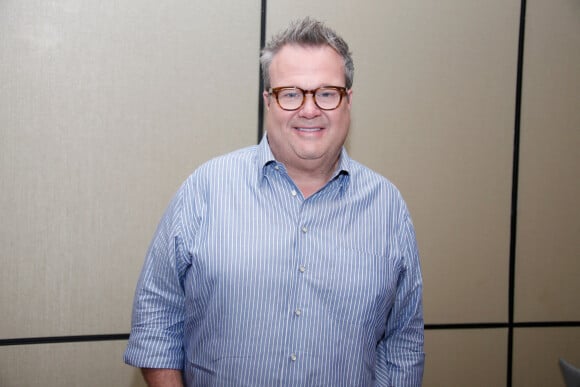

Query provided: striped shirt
[124,136,424,386]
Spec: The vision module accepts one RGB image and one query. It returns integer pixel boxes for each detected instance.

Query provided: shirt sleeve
[124,182,192,370]
[376,210,425,386]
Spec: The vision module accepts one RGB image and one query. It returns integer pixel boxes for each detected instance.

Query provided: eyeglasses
[269,86,348,111]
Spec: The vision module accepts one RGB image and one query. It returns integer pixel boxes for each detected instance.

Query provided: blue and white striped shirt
[124,136,424,386]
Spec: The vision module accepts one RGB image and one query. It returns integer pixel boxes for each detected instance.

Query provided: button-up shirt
[124,136,424,386]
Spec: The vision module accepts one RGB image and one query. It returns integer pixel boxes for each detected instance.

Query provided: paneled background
[1,0,578,386]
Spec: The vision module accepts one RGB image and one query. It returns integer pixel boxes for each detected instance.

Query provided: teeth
[297,127,321,132]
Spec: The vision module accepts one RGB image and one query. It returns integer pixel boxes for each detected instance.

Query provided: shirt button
[274,165,280,171]
[291,189,297,197]
[301,226,308,233]
[294,309,302,316]
[290,353,297,361]
[299,265,306,273]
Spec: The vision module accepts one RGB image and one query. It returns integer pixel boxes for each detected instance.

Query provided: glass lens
[277,88,304,110]
[315,87,341,110]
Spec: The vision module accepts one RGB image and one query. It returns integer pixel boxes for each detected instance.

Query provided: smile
[296,127,323,132]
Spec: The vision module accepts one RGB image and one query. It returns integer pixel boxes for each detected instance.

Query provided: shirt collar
[257,135,278,171]
[257,134,351,192]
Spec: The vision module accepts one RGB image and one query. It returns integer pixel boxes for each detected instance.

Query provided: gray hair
[260,17,354,91]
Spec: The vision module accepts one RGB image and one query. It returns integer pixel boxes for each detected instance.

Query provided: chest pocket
[313,247,398,327]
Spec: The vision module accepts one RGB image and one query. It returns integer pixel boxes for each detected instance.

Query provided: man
[124,17,425,386]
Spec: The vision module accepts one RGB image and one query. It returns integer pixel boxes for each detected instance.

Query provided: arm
[376,213,425,386]
[124,184,193,373]
[141,368,184,387]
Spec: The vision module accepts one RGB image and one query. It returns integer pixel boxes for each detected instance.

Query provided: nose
[298,93,321,118]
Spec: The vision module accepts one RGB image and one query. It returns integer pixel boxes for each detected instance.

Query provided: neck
[286,157,339,198]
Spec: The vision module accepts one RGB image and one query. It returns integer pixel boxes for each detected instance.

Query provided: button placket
[289,200,310,370]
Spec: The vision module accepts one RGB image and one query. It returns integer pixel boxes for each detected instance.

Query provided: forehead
[269,44,345,88]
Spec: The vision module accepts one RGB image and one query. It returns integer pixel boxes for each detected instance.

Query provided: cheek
[332,110,351,130]
[266,110,291,133]
[272,110,294,126]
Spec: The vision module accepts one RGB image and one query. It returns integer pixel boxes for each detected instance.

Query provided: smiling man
[264,43,352,198]
[124,17,425,387]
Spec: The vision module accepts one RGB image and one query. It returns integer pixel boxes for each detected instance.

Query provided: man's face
[263,44,352,173]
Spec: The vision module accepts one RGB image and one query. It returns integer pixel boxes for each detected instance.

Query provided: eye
[317,89,339,99]
[279,90,302,99]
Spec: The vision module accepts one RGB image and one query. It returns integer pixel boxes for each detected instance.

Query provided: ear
[263,90,271,110]
[346,88,353,109]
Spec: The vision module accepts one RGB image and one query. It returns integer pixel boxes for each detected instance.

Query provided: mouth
[295,127,323,132]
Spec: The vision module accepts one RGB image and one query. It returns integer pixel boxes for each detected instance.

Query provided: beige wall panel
[512,327,580,387]
[515,0,580,321]
[0,340,145,387]
[267,1,520,323]
[0,0,260,338]
[423,328,507,387]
